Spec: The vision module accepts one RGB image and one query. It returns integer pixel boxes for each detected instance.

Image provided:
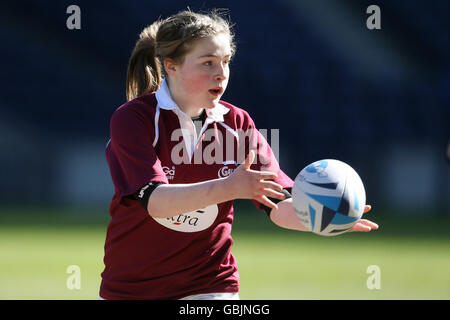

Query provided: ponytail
[126,21,162,101]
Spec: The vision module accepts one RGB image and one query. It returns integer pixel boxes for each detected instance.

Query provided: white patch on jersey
[152,204,219,232]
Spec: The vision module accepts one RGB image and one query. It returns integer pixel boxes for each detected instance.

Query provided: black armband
[260,188,292,217]
[133,182,163,212]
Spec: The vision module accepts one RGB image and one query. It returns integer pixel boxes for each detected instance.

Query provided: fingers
[238,155,285,205]
[364,205,372,214]
[260,180,283,191]
[257,195,279,211]
[350,223,372,232]
[258,171,278,180]
[256,173,285,200]
[263,188,287,201]
[359,219,379,230]
[242,151,279,180]
[244,150,255,170]
[348,219,379,232]
[248,175,285,205]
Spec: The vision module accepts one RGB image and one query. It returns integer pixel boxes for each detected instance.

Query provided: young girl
[100,9,378,300]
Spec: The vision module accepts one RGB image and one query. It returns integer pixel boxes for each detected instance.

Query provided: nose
[214,63,227,82]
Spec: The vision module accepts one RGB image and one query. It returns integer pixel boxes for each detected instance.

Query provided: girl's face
[165,33,232,116]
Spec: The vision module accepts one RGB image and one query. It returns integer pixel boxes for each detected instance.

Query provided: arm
[269,202,378,233]
[147,150,287,218]
[148,178,233,218]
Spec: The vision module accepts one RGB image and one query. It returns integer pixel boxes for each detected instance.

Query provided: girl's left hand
[347,205,379,232]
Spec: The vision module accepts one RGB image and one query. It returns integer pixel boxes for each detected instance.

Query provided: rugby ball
[292,159,366,236]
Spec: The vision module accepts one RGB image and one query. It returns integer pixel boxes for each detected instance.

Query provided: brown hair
[126,9,235,101]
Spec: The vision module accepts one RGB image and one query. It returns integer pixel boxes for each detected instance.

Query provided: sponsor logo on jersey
[162,166,176,180]
[152,205,218,232]
[218,165,235,178]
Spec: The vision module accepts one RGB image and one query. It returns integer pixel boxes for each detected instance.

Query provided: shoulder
[219,100,256,129]
[110,93,157,128]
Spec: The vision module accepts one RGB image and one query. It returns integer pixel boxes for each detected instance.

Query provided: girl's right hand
[226,150,287,210]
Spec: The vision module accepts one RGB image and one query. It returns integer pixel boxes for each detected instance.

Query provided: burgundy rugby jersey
[100,80,293,299]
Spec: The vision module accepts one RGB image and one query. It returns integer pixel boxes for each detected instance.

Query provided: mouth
[208,87,223,97]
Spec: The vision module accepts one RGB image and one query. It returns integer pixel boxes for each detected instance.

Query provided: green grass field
[1,204,449,299]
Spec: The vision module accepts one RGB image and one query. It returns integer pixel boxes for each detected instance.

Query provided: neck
[179,104,204,118]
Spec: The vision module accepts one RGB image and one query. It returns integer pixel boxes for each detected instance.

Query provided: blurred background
[0,0,449,299]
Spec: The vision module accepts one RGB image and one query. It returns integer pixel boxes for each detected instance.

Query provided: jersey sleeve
[106,106,168,203]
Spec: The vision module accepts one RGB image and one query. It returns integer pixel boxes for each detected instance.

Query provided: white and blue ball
[292,159,366,236]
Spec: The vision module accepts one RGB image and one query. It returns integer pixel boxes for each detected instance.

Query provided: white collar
[155,78,230,122]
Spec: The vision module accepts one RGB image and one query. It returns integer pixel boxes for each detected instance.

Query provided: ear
[163,58,178,77]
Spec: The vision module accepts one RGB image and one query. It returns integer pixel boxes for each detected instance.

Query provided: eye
[203,61,213,66]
